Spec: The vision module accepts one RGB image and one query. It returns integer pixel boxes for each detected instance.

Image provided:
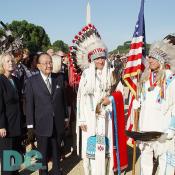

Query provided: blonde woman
[0,53,22,175]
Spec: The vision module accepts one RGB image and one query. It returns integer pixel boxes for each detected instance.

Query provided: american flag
[123,0,146,146]
[123,0,146,97]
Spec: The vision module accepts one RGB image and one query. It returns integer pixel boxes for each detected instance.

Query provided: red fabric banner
[112,91,128,171]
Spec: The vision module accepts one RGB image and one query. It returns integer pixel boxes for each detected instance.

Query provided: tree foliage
[110,40,151,55]
[0,20,51,54]
[52,40,69,53]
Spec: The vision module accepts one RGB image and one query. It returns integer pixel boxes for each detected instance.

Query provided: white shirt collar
[40,71,51,83]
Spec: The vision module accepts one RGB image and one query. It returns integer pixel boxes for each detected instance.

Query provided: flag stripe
[127,53,142,64]
[127,95,135,119]
[131,36,144,44]
[127,53,142,62]
[124,65,142,76]
[124,78,137,96]
[128,47,143,56]
[130,42,143,50]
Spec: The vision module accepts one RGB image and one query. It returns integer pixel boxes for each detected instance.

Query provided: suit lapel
[37,73,51,95]
[51,74,57,96]
[2,75,19,98]
[11,77,19,95]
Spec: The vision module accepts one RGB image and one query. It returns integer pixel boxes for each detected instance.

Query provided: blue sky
[1,0,175,51]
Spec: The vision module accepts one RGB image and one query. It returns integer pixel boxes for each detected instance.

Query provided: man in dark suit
[25,53,68,175]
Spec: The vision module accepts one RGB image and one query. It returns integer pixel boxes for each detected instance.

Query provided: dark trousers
[0,137,20,175]
[36,133,62,175]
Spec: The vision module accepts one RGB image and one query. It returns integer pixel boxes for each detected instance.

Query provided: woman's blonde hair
[23,48,30,55]
[0,53,14,74]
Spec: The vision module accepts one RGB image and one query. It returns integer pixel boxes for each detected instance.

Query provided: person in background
[56,51,68,83]
[13,48,33,83]
[29,54,39,75]
[51,54,62,74]
[22,48,30,68]
[47,48,54,57]
[0,53,22,175]
[12,49,33,149]
[51,53,66,159]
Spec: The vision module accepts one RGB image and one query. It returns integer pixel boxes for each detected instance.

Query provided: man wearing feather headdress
[70,24,128,175]
[134,34,175,175]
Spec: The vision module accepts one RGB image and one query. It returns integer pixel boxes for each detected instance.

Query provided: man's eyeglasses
[39,62,53,66]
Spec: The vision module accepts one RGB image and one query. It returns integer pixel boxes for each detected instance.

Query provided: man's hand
[80,124,87,132]
[158,129,175,143]
[0,128,6,138]
[158,133,168,143]
[101,96,111,106]
[26,128,35,144]
[96,102,102,114]
[133,99,141,110]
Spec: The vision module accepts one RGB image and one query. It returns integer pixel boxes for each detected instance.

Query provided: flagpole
[132,74,140,175]
[130,1,145,174]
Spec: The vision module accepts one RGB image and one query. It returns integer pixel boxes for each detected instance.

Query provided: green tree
[110,40,150,55]
[0,20,51,54]
[52,40,69,53]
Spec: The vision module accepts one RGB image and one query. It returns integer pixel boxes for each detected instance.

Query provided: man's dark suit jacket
[25,73,67,137]
[0,75,21,137]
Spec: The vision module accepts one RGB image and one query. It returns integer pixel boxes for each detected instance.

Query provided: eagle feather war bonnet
[149,34,175,73]
[68,24,112,93]
[0,21,23,54]
[69,23,108,71]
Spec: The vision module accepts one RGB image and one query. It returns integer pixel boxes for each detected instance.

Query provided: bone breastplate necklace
[148,72,157,92]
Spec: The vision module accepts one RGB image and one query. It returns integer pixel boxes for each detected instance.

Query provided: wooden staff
[132,110,139,175]
[132,74,140,175]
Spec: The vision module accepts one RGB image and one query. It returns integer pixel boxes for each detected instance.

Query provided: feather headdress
[68,24,108,87]
[69,23,107,71]
[149,34,175,72]
[0,21,23,54]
